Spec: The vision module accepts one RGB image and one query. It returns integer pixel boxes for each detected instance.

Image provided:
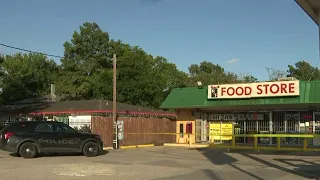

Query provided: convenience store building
[160,80,320,145]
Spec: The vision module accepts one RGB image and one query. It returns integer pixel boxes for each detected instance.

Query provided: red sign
[302,114,312,119]
[208,80,299,99]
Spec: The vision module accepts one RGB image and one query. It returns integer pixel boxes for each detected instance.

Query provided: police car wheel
[19,142,38,159]
[83,141,99,157]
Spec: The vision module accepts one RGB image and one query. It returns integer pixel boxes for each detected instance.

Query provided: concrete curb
[120,144,155,149]
[103,144,155,150]
[103,147,114,150]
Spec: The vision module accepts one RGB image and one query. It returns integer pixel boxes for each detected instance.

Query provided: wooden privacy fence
[91,116,114,147]
[91,116,176,147]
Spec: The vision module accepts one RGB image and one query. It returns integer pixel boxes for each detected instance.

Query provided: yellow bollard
[232,135,236,149]
[188,133,192,147]
[303,138,308,151]
[276,137,281,151]
[254,136,258,149]
[210,134,214,148]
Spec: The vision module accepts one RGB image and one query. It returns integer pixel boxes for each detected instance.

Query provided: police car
[0,121,103,158]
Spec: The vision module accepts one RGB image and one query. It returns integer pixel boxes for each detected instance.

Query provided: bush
[74,124,92,133]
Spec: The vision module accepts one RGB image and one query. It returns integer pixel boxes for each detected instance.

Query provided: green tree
[57,22,188,108]
[150,56,188,107]
[237,73,258,83]
[287,61,320,81]
[58,22,111,100]
[187,61,238,86]
[0,53,58,103]
[242,75,258,83]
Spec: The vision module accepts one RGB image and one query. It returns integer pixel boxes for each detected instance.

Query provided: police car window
[34,123,53,133]
[55,123,76,133]
[3,123,29,133]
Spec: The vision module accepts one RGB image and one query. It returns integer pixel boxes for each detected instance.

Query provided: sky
[0,0,318,81]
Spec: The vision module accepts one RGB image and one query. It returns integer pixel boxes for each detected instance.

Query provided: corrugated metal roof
[160,81,320,109]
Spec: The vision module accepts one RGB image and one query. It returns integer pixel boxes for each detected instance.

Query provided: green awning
[160,81,320,109]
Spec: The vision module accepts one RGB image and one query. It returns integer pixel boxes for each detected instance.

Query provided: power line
[0,43,64,59]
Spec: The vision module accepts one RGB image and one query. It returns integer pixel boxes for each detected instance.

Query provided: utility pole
[112,54,118,149]
[113,54,117,125]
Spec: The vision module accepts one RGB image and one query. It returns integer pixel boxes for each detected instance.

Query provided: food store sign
[208,80,299,99]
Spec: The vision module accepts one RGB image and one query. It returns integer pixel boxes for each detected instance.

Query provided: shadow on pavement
[240,153,320,179]
[229,163,264,180]
[153,169,223,180]
[197,148,266,180]
[127,149,208,161]
[274,158,320,178]
[196,148,320,180]
[196,148,237,165]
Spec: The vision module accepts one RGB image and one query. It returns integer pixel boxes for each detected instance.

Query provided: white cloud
[227,58,239,64]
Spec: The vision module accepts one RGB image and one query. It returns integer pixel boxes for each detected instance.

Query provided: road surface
[0,146,319,180]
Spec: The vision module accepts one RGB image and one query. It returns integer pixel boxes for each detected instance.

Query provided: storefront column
[244,121,247,143]
[202,113,208,142]
[313,111,316,134]
[298,111,301,144]
[220,121,222,143]
[284,111,287,133]
[269,111,273,145]
[313,111,316,146]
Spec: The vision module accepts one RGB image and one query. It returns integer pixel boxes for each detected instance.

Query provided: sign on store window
[212,114,235,120]
[210,113,264,121]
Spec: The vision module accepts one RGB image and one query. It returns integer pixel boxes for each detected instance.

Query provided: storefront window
[300,110,313,133]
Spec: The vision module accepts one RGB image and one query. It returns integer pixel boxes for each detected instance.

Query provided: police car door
[34,122,55,151]
[53,123,80,151]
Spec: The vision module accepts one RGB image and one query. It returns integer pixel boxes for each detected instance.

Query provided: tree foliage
[0,53,58,103]
[0,22,316,108]
[58,22,111,100]
[287,61,320,81]
[188,61,238,86]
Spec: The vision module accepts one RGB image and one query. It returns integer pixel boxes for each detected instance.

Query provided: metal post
[277,137,281,151]
[269,111,273,145]
[298,110,301,145]
[313,111,316,146]
[244,121,246,143]
[220,121,222,143]
[113,54,118,149]
[254,136,258,149]
[232,122,236,149]
[303,138,308,151]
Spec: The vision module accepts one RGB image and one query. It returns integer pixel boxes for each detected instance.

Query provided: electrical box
[117,120,124,140]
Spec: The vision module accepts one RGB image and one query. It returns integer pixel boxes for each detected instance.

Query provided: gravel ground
[0,147,320,180]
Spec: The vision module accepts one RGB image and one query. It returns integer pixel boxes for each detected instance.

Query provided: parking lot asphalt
[0,147,320,180]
